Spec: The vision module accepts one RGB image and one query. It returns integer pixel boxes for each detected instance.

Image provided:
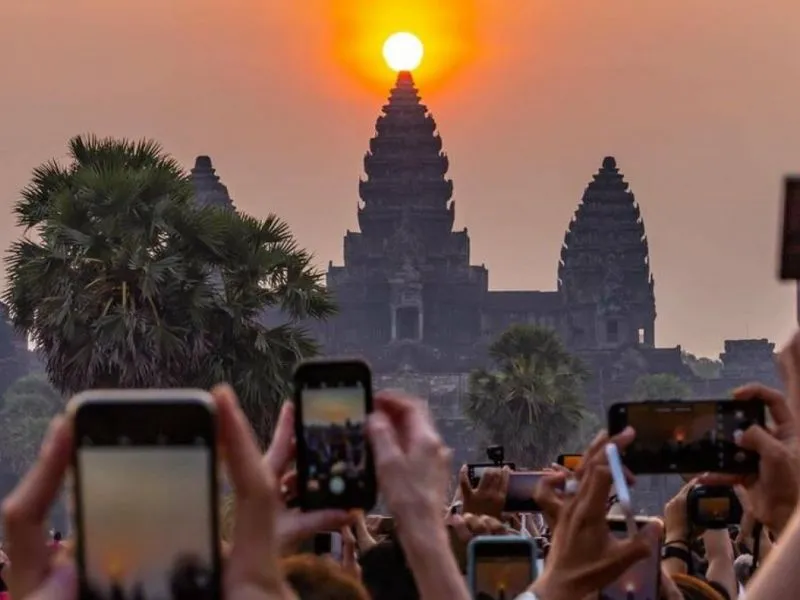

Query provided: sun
[382,32,424,72]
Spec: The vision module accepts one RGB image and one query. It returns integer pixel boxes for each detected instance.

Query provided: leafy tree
[560,409,603,454]
[4,135,334,439]
[0,372,63,474]
[631,373,692,401]
[465,324,589,467]
[681,351,722,379]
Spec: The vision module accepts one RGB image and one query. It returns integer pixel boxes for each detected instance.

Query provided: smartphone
[607,400,766,474]
[556,454,582,471]
[601,517,662,599]
[467,535,537,600]
[781,176,800,280]
[294,359,377,511]
[687,485,743,530]
[71,390,221,600]
[467,462,516,487]
[606,444,637,538]
[505,472,562,513]
[311,532,343,559]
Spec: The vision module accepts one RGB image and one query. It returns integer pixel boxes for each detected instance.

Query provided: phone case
[467,535,537,596]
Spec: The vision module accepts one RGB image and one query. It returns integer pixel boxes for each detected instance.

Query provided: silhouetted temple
[318,71,779,412]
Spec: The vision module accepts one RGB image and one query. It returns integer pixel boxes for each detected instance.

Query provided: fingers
[533,473,565,524]
[212,385,282,583]
[578,430,609,472]
[366,411,403,474]
[698,473,742,487]
[578,464,614,521]
[262,402,295,477]
[374,390,439,449]
[734,384,792,429]
[282,510,354,550]
[2,415,73,600]
[458,465,473,499]
[737,424,783,459]
[477,467,501,492]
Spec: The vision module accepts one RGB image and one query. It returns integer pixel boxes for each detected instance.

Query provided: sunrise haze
[2,0,799,358]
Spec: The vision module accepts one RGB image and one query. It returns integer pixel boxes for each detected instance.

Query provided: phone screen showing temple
[77,444,215,600]
[473,552,533,600]
[698,497,730,520]
[300,383,369,506]
[599,527,659,599]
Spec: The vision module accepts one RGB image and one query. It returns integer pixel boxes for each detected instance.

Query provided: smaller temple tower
[558,157,655,351]
[190,156,235,210]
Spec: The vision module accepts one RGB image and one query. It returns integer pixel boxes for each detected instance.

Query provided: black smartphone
[505,471,560,513]
[467,462,516,488]
[780,176,800,280]
[556,454,582,471]
[607,400,766,474]
[687,485,743,530]
[294,359,377,511]
[601,517,662,599]
[71,390,221,600]
[467,535,537,600]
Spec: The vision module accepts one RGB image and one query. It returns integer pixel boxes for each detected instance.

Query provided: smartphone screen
[698,496,730,520]
[72,393,220,600]
[294,360,377,510]
[504,472,555,513]
[608,400,765,474]
[471,539,535,600]
[600,519,661,600]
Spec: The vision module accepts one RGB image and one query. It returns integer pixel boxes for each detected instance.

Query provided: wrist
[530,573,576,600]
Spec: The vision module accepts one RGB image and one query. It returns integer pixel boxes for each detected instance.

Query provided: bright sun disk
[382,32,424,72]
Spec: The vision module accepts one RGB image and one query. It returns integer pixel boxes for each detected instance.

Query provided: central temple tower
[324,72,489,371]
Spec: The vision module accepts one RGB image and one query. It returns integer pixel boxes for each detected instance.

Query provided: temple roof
[190,155,234,210]
[558,156,654,306]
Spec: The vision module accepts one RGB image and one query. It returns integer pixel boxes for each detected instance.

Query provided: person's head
[359,540,419,600]
[282,554,369,600]
[734,553,754,586]
[670,574,727,600]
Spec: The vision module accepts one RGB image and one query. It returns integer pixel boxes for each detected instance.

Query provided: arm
[742,510,800,597]
[703,529,737,600]
[396,511,471,600]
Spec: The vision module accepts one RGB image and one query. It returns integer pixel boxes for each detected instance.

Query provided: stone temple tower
[190,155,234,210]
[324,71,489,371]
[558,156,656,351]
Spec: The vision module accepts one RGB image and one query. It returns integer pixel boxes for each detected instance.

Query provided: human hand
[663,480,695,544]
[262,402,354,554]
[530,428,661,600]
[351,510,377,553]
[457,465,509,518]
[366,391,451,522]
[700,384,799,536]
[339,525,361,580]
[445,512,510,572]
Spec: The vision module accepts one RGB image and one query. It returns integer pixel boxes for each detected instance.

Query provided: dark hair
[282,554,369,600]
[359,540,419,600]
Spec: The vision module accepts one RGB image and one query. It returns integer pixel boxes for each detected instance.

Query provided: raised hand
[457,465,509,518]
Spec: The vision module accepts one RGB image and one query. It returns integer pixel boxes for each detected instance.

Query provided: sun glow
[382,32,424,72]
[325,0,479,94]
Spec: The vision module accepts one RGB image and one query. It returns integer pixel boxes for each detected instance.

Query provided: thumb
[31,563,77,600]
[533,474,565,523]
[737,425,778,454]
[282,510,353,547]
[366,412,402,472]
[458,465,473,500]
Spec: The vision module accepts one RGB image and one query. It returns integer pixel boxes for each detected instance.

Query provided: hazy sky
[3,0,800,359]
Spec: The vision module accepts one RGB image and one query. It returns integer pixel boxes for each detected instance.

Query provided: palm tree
[4,135,334,438]
[465,324,589,468]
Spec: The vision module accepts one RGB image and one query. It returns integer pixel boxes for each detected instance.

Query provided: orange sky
[2,0,800,358]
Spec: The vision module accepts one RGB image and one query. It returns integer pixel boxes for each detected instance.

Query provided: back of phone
[601,517,661,599]
[71,390,221,600]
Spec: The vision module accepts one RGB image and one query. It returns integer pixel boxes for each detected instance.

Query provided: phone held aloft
[602,516,662,599]
[607,399,766,474]
[293,359,378,511]
[467,535,537,600]
[70,389,222,600]
[504,472,561,513]
[687,485,743,529]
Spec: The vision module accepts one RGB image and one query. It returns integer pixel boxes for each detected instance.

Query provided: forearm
[745,509,800,596]
[704,531,736,600]
[396,514,470,600]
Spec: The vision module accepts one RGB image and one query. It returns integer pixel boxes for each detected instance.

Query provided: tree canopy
[4,135,334,438]
[631,373,693,401]
[465,324,589,467]
[0,372,63,474]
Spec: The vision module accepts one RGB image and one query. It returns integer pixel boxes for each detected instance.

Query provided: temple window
[396,307,421,340]
[606,320,619,343]
[637,327,645,345]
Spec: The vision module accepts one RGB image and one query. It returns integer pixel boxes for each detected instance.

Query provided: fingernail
[734,430,743,444]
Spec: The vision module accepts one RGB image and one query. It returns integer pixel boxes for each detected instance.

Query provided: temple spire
[190,155,234,210]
